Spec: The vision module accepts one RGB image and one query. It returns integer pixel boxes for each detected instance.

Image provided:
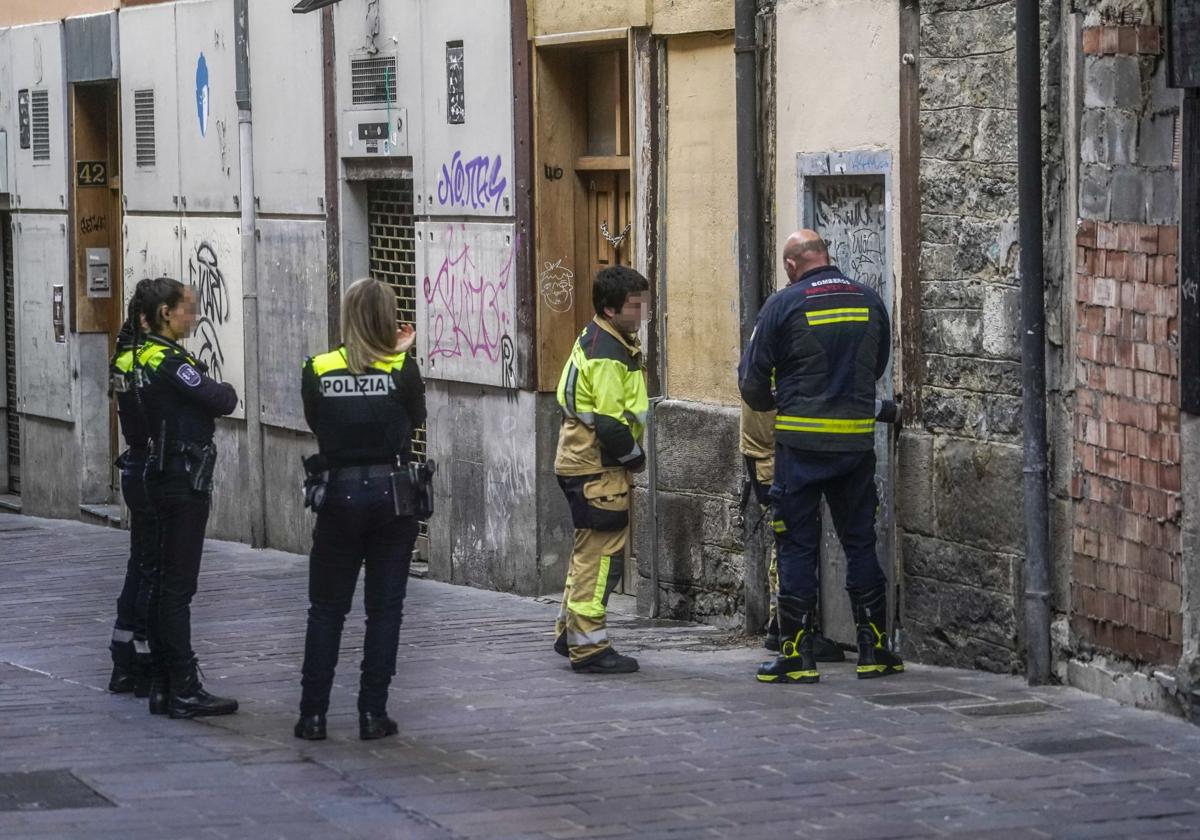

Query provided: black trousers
[147,468,211,677]
[112,457,159,666]
[300,475,418,717]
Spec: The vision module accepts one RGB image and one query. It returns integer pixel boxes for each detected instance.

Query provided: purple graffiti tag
[436,151,507,212]
[423,226,518,364]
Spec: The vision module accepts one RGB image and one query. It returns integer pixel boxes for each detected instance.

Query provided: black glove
[875,394,903,427]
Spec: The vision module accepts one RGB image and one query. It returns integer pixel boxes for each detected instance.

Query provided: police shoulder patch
[177,363,203,388]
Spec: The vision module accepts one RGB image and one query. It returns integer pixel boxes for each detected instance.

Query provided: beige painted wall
[0,0,115,26]
[529,0,730,36]
[773,0,901,291]
[664,33,739,405]
[0,1,167,27]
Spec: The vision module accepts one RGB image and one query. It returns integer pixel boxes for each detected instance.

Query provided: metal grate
[366,181,425,533]
[351,56,397,105]
[30,90,49,162]
[2,216,17,494]
[134,89,156,168]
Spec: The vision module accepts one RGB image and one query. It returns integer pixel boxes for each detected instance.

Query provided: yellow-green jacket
[554,317,648,476]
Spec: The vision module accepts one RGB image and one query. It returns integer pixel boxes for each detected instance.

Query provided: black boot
[294,714,327,741]
[757,595,819,684]
[108,665,138,693]
[147,674,169,715]
[108,638,138,693]
[554,629,569,658]
[359,712,399,741]
[851,586,904,679]
[168,660,239,719]
[571,647,639,674]
[763,614,780,652]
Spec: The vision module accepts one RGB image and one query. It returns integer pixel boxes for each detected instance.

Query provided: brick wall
[1071,9,1183,667]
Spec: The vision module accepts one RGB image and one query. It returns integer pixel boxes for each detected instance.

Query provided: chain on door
[2,215,17,495]
[366,180,427,535]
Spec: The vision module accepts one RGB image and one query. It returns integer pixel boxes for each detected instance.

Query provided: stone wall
[1070,5,1183,668]
[633,400,746,627]
[902,0,1063,673]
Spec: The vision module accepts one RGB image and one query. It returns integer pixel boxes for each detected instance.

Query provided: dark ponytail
[137,277,187,335]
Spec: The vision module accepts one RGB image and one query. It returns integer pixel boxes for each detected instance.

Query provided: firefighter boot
[852,586,904,679]
[763,614,780,652]
[147,673,169,715]
[811,618,846,663]
[756,596,819,684]
[168,660,239,719]
[108,638,138,693]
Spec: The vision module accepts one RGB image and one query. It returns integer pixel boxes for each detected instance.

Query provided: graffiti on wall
[188,242,228,383]
[538,258,574,313]
[420,223,519,388]
[813,177,887,294]
[436,151,507,212]
[195,53,210,137]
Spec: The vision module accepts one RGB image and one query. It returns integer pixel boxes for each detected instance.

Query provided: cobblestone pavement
[2,513,1200,839]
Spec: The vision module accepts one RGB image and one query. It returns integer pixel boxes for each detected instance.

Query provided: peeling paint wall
[773,0,901,283]
[663,33,738,406]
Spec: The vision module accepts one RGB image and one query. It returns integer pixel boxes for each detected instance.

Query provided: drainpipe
[1016,0,1050,685]
[235,0,265,548]
[736,0,767,632]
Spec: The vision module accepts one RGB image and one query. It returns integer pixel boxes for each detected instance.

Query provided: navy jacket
[738,265,889,452]
[139,334,239,448]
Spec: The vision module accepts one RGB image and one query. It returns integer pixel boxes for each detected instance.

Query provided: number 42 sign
[76,161,108,187]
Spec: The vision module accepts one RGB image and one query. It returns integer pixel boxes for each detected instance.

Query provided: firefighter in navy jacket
[739,229,903,684]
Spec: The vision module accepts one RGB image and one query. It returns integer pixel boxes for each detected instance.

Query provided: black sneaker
[572,648,639,674]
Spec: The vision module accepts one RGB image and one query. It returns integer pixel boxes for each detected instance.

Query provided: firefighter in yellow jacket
[552,266,650,674]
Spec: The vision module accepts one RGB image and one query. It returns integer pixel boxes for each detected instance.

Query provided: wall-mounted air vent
[30,90,49,162]
[352,56,397,105]
[134,89,156,168]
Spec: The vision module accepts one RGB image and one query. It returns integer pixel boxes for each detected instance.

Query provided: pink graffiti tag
[423,226,518,363]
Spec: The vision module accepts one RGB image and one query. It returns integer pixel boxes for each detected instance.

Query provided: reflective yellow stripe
[806,307,870,326]
[113,350,134,373]
[775,416,875,434]
[311,347,405,376]
[568,554,611,620]
[771,519,787,534]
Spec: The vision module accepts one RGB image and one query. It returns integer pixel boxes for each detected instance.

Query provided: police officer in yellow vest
[136,278,240,717]
[106,280,162,697]
[295,278,426,741]
[553,266,650,674]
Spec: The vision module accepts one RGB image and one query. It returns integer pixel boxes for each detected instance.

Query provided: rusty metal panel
[416,220,519,388]
[119,3,180,213]
[257,219,328,431]
[10,22,67,212]
[796,150,897,648]
[181,217,244,418]
[420,0,514,219]
[13,214,72,422]
[175,0,239,214]
[248,0,324,216]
